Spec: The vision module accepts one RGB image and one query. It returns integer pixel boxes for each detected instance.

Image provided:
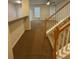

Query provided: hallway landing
[13,20,53,59]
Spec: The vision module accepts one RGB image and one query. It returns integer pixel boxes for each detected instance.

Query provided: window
[34,7,40,17]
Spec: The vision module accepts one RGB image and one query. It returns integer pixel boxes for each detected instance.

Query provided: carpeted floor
[13,20,53,59]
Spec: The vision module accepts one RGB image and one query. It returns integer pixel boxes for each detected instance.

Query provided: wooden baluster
[65,27,70,50]
[56,32,62,51]
[61,29,66,48]
[52,27,59,59]
[57,34,60,51]
[60,29,66,55]
[66,27,70,44]
[60,31,64,49]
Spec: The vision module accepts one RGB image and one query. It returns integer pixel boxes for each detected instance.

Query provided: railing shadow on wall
[45,1,70,21]
[44,1,70,33]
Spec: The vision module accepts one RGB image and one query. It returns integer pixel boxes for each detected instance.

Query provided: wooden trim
[46,1,70,20]
[59,21,70,32]
[8,16,28,23]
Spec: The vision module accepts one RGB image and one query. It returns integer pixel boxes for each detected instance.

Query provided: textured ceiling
[8,0,64,5]
[30,0,64,5]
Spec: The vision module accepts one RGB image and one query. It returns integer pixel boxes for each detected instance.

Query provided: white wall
[15,4,22,17]
[8,2,22,21]
[29,0,50,21]
[8,0,31,48]
[29,5,50,20]
[8,2,16,20]
[50,5,55,16]
[49,0,70,21]
[9,19,25,47]
[8,1,30,59]
[41,5,50,20]
[55,0,70,21]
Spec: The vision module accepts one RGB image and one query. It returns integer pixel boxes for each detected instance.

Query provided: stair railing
[44,1,70,59]
[46,16,70,59]
[45,1,70,31]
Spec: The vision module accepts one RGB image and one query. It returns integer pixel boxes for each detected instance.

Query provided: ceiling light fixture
[15,0,22,4]
[46,1,50,5]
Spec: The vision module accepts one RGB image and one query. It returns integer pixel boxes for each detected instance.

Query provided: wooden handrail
[46,1,70,20]
[59,21,70,32]
[8,16,28,23]
[46,16,70,34]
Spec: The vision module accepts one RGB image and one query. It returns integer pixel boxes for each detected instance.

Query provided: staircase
[45,1,70,59]
[9,0,70,59]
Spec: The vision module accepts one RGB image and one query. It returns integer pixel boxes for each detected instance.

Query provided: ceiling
[30,0,64,5]
[8,0,64,5]
[8,0,22,4]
